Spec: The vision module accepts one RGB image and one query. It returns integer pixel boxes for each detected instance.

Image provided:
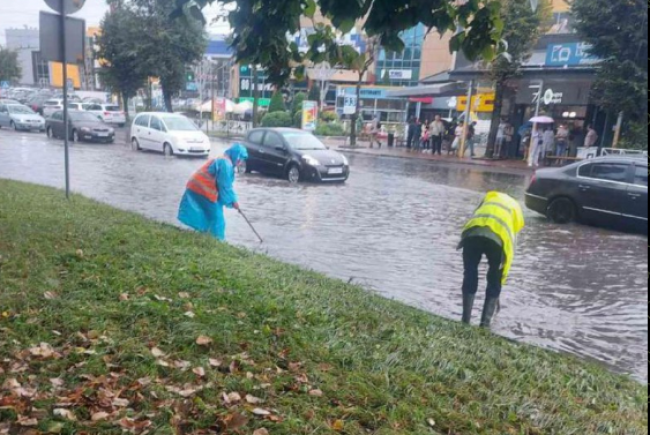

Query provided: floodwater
[0,129,647,381]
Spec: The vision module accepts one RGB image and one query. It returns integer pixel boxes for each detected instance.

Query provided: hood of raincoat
[225,143,248,165]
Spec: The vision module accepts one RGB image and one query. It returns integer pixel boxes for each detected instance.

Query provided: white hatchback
[131,112,211,157]
[85,103,126,127]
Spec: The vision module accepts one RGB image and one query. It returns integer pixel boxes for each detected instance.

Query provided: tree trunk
[122,93,130,124]
[485,81,505,158]
[349,74,363,147]
[162,87,173,113]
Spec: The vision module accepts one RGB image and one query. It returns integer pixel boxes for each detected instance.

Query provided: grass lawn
[0,180,646,435]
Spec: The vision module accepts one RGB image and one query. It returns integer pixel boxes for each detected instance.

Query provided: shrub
[315,122,345,137]
[261,111,293,128]
[294,111,303,128]
[268,92,286,113]
[292,92,307,114]
[320,111,339,123]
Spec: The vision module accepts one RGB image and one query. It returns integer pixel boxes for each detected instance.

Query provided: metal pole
[612,111,624,148]
[460,79,474,158]
[61,0,70,199]
[210,61,215,133]
[529,79,544,165]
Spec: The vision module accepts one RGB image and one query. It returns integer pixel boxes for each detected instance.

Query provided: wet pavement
[0,129,647,381]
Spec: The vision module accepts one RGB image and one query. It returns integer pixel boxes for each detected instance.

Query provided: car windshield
[70,112,101,122]
[8,105,35,114]
[162,116,197,131]
[283,132,327,151]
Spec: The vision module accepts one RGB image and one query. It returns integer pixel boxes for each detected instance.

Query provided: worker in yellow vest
[458,191,525,327]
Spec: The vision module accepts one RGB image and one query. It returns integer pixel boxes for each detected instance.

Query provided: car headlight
[341,154,349,166]
[303,155,320,166]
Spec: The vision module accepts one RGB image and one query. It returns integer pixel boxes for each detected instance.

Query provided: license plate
[328,167,344,175]
[97,133,109,137]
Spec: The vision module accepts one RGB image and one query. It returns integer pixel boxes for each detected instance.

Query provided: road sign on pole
[44,0,86,14]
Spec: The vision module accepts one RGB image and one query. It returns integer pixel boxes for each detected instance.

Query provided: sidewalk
[321,138,533,174]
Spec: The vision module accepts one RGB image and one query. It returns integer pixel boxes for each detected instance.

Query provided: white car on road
[131,112,211,157]
[84,103,126,127]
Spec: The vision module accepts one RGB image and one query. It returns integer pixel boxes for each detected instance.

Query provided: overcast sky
[0,0,229,45]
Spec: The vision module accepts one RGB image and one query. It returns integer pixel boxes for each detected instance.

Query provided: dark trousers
[432,135,443,155]
[407,130,416,149]
[462,237,504,299]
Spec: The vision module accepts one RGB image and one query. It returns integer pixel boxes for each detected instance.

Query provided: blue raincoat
[177,144,248,240]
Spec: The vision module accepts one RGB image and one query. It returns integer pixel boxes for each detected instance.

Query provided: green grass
[0,180,646,435]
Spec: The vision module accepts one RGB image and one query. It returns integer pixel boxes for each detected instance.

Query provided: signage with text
[388,70,413,81]
[545,42,599,67]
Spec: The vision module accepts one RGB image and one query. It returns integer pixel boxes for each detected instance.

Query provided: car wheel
[163,143,174,157]
[547,197,577,224]
[287,164,300,184]
[131,138,141,151]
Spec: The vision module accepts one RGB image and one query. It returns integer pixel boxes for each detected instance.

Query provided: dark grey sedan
[526,156,648,232]
[46,110,115,143]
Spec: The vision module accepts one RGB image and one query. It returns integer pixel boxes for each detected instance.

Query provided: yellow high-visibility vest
[463,192,525,284]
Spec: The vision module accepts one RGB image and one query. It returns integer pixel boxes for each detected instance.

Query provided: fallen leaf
[222,412,248,430]
[45,422,65,434]
[253,429,269,435]
[184,311,196,319]
[151,347,165,358]
[91,411,110,421]
[252,408,271,417]
[2,378,20,391]
[192,367,206,377]
[309,389,323,397]
[246,394,264,405]
[50,378,64,388]
[29,342,55,358]
[209,358,222,368]
[427,418,436,427]
[119,293,130,302]
[173,360,191,370]
[53,408,77,421]
[75,249,84,257]
[196,335,213,346]
[112,398,130,407]
[224,392,242,404]
[17,417,38,427]
[44,291,58,300]
[331,419,345,432]
[178,292,191,299]
[156,359,170,368]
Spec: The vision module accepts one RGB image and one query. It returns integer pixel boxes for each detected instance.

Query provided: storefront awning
[386,82,467,99]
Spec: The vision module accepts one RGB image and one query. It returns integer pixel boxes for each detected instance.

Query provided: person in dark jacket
[406,117,417,149]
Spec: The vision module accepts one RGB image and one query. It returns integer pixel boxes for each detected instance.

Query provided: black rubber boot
[462,293,476,325]
[480,297,500,328]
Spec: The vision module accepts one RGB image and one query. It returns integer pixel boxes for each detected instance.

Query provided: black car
[243,128,350,183]
[526,156,648,231]
[45,110,115,143]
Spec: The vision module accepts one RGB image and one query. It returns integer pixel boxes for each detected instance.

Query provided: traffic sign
[0,81,9,90]
[44,0,86,15]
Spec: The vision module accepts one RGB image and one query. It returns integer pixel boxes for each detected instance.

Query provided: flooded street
[0,130,647,381]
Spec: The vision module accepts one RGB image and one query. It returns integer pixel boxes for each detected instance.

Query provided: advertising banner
[302,101,318,131]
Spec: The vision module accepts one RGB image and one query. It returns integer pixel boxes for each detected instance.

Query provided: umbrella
[529,116,555,124]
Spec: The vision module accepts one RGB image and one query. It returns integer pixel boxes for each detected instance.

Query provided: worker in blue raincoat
[178,144,248,240]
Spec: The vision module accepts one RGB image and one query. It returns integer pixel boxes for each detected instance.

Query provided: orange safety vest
[186,158,220,203]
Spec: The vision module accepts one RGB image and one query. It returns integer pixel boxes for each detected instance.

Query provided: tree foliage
[572,0,648,119]
[99,0,206,113]
[96,7,148,119]
[268,92,287,113]
[485,0,550,156]
[174,0,504,86]
[0,46,21,84]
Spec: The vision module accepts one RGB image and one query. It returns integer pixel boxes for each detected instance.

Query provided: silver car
[0,104,46,132]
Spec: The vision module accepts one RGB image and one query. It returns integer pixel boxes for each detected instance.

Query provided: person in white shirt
[429,115,446,156]
[528,127,544,167]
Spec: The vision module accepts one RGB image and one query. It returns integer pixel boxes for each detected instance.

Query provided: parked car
[45,110,115,143]
[526,156,647,232]
[84,103,126,127]
[0,104,46,131]
[0,99,20,105]
[243,128,350,183]
[42,99,65,117]
[130,112,211,157]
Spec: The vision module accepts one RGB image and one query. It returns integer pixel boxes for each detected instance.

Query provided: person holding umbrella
[528,116,554,168]
[178,144,248,241]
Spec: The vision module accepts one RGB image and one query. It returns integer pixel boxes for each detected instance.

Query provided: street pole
[460,79,474,158]
[612,111,624,149]
[61,0,70,199]
[210,61,215,133]
[529,79,544,164]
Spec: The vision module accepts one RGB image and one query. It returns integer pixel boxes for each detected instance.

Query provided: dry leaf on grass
[192,367,206,377]
[246,394,264,405]
[17,417,38,427]
[253,429,269,435]
[150,347,165,358]
[44,291,58,300]
[178,292,191,299]
[53,408,77,421]
[309,389,323,397]
[91,411,110,421]
[196,335,213,346]
[252,408,271,417]
[112,398,130,407]
[209,358,222,368]
[331,420,345,432]
[184,311,196,318]
[119,293,130,301]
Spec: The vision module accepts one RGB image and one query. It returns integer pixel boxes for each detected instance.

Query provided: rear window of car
[45,100,60,106]
[104,105,120,112]
[587,163,630,183]
[248,130,264,144]
[634,165,648,187]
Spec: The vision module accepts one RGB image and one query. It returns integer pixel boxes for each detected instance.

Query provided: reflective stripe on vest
[187,159,218,203]
[463,199,518,284]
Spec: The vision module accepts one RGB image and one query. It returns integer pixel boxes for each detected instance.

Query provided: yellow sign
[457,93,495,113]
[49,63,81,89]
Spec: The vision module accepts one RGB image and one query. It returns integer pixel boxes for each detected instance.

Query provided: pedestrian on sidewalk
[555,124,569,161]
[543,126,556,166]
[430,115,446,156]
[406,117,417,150]
[420,123,431,153]
[504,121,515,158]
[413,118,423,152]
[584,124,599,149]
[177,144,248,241]
[451,121,465,155]
[458,191,525,328]
[370,114,383,149]
[496,118,507,158]
[528,127,544,167]
[461,122,477,157]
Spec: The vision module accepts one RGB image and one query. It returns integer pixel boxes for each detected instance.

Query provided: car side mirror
[275,146,286,152]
